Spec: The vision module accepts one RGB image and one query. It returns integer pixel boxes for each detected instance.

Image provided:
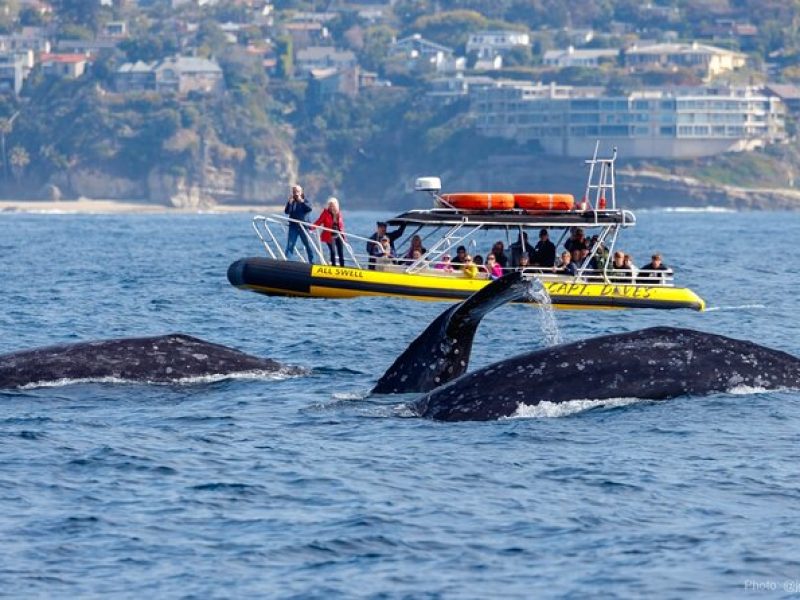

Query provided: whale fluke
[412,326,800,421]
[372,272,531,394]
[0,334,304,389]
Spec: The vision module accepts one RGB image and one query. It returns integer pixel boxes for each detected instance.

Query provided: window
[600,125,629,136]
[571,99,599,110]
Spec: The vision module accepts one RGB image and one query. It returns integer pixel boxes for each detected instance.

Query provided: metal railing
[253,215,384,268]
[251,215,674,286]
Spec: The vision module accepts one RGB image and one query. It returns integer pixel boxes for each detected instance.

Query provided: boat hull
[227,257,705,311]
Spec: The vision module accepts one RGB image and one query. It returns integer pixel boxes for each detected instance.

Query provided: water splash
[705,304,766,312]
[509,397,643,419]
[524,275,563,346]
[16,369,304,390]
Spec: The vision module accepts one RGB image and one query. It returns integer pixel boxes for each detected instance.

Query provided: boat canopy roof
[387,208,636,229]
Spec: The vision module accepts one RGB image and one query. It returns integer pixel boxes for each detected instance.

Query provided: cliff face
[51,169,147,201]
[38,141,299,207]
[371,155,800,211]
[30,151,800,211]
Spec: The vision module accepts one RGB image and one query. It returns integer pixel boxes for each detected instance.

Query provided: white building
[295,46,357,75]
[392,34,453,59]
[0,53,26,95]
[543,47,619,68]
[115,57,224,95]
[466,30,530,59]
[471,82,785,158]
[624,42,746,78]
[40,53,88,78]
[426,75,494,101]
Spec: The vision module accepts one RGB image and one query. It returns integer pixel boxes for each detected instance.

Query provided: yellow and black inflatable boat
[227,257,705,311]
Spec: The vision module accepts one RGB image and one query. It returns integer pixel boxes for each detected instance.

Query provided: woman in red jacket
[313,197,346,266]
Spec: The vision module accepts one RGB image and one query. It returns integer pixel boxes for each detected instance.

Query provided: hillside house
[466,30,530,59]
[624,42,746,78]
[543,47,619,68]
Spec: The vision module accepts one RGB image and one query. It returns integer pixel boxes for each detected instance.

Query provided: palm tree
[0,112,20,181]
[9,146,30,183]
[0,119,11,180]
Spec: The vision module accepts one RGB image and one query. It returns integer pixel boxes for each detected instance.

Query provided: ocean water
[0,209,799,598]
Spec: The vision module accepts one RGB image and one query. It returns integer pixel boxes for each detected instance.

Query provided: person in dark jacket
[564,227,587,253]
[367,221,406,270]
[532,228,556,267]
[639,253,671,284]
[284,184,314,263]
[510,232,535,267]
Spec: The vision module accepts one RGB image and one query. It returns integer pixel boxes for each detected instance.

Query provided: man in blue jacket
[284,184,314,263]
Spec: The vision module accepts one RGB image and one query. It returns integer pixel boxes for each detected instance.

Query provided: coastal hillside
[0,0,798,208]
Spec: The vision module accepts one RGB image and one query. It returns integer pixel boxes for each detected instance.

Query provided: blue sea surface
[0,209,799,598]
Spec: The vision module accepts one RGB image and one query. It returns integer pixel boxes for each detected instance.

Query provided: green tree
[196,20,229,58]
[360,25,397,72]
[409,10,489,50]
[275,35,294,79]
[120,35,179,62]
[0,118,11,180]
[9,146,29,183]
[19,7,45,26]
[52,0,103,32]
[503,45,534,67]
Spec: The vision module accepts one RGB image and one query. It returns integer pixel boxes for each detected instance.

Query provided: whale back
[414,327,800,421]
[0,334,298,388]
[372,273,530,394]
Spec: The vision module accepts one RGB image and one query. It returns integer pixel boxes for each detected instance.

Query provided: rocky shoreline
[411,155,800,212]
[4,157,800,213]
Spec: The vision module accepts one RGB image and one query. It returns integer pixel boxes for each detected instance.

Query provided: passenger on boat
[609,251,629,281]
[462,255,479,279]
[367,221,406,270]
[579,247,598,271]
[554,251,574,275]
[312,197,346,267]
[406,249,428,270]
[486,254,504,280]
[564,228,587,253]
[284,185,314,263]
[510,233,535,267]
[490,241,509,268]
[374,236,396,272]
[623,254,639,282]
[590,237,609,271]
[473,255,488,277]
[639,253,671,284]
[517,253,531,271]
[403,235,427,261]
[532,228,556,267]
[569,248,583,273]
[434,253,454,273]
[453,246,468,270]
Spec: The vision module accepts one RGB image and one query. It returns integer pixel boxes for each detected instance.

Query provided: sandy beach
[0,198,284,215]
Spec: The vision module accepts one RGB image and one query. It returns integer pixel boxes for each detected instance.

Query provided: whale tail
[372,272,530,394]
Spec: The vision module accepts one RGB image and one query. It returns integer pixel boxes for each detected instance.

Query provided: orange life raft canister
[513,193,575,211]
[439,193,515,211]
